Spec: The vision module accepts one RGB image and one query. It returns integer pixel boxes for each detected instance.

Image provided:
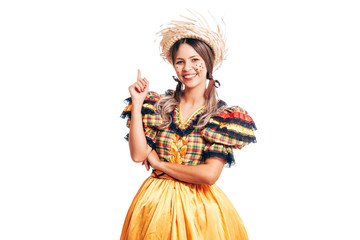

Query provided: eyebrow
[175,55,199,60]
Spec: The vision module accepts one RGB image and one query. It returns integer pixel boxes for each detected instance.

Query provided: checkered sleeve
[120,91,162,149]
[202,106,257,166]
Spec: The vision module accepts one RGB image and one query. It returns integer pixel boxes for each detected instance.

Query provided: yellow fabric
[120,177,249,240]
[169,134,188,164]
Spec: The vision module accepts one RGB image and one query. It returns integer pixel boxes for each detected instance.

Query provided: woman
[120,13,256,240]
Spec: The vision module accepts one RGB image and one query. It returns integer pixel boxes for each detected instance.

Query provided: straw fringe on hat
[157,10,228,71]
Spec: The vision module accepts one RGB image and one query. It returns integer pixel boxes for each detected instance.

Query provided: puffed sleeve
[202,104,257,166]
[120,91,162,149]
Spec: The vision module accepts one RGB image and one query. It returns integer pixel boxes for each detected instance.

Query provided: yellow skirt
[120,175,248,240]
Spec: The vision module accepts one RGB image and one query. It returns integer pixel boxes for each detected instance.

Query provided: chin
[182,81,202,89]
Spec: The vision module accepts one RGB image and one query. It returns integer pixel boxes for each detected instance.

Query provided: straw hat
[157,10,228,71]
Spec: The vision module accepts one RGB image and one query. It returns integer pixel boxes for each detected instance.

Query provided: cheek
[175,66,181,75]
[197,63,205,72]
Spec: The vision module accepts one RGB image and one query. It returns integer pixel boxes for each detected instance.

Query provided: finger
[137,80,145,89]
[137,79,145,90]
[139,78,148,92]
[143,78,149,90]
[143,160,148,170]
[135,83,142,93]
[137,69,141,81]
[136,82,146,92]
[145,161,149,171]
[138,77,147,88]
[142,78,149,87]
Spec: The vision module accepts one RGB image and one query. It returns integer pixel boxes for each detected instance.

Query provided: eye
[175,60,183,64]
[192,58,199,62]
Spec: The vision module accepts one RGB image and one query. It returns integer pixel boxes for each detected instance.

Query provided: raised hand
[128,69,149,105]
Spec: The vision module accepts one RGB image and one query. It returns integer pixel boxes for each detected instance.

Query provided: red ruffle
[216,111,254,124]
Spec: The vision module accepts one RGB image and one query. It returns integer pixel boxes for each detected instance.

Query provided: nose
[183,61,193,72]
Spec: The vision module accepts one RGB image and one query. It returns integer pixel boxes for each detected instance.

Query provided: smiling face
[173,43,208,89]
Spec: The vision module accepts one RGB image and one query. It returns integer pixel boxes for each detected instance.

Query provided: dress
[120,90,257,240]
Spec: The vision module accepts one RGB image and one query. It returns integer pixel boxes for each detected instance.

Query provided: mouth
[183,73,197,81]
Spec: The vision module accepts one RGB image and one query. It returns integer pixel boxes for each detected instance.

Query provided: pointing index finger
[137,69,141,81]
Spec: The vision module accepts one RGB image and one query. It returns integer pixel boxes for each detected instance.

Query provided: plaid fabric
[156,128,206,166]
[121,91,257,167]
[121,92,162,149]
[203,142,235,166]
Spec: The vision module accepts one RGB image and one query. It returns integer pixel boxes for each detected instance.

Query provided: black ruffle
[120,107,155,120]
[169,120,198,137]
[124,133,156,150]
[165,89,174,96]
[123,96,158,106]
[168,105,205,137]
[203,150,235,167]
[167,99,228,138]
[205,122,257,143]
[217,100,227,108]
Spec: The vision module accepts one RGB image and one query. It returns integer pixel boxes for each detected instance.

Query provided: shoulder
[214,99,257,130]
[201,99,257,148]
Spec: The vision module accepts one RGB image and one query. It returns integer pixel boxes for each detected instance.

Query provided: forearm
[129,102,152,162]
[159,162,214,184]
[150,151,224,185]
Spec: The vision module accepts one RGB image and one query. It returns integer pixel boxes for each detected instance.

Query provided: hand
[128,69,149,105]
[146,150,163,170]
[142,159,151,171]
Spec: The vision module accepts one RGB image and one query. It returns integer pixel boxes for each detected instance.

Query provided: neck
[181,82,207,107]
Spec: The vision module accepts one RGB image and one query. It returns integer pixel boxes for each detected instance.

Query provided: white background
[1,0,359,239]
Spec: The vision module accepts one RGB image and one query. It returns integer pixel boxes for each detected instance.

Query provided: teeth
[184,74,196,79]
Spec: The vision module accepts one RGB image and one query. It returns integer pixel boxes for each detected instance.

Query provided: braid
[173,76,182,102]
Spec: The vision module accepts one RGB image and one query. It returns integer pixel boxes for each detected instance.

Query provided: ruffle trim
[203,150,235,167]
[166,89,229,137]
[212,106,257,130]
[123,91,160,105]
[202,105,257,148]
[120,91,162,129]
[169,117,200,137]
[120,107,156,120]
[205,122,257,144]
[212,115,257,131]
[124,133,156,150]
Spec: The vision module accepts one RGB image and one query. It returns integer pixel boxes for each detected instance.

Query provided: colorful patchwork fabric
[201,104,257,166]
[120,91,162,149]
[120,90,257,168]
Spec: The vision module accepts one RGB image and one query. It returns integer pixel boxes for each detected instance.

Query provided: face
[173,43,207,89]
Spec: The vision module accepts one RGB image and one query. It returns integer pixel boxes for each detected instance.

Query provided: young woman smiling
[120,13,257,240]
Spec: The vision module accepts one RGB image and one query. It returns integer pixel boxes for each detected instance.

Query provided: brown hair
[155,38,219,129]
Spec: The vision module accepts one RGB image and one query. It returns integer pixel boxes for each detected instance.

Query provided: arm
[128,102,153,162]
[127,70,152,162]
[147,150,225,185]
